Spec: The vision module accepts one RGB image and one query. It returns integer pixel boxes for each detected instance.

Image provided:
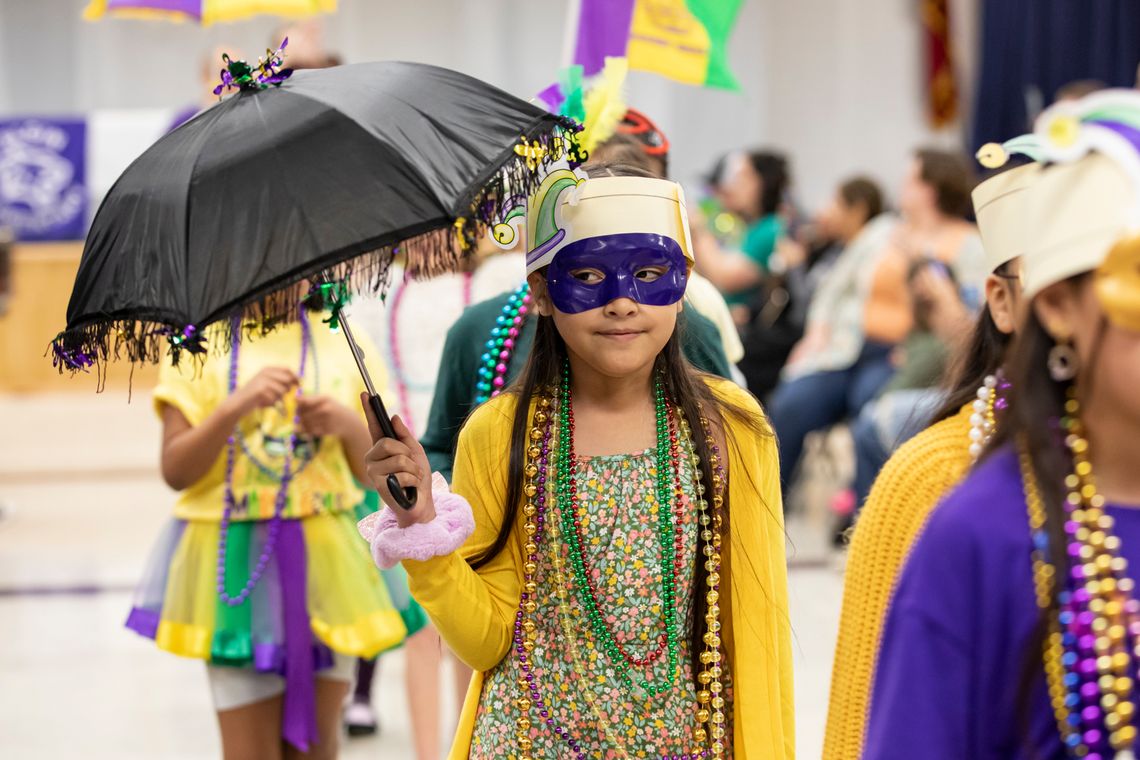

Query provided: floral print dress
[470,448,733,759]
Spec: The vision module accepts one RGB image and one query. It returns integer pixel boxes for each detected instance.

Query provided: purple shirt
[863,446,1140,759]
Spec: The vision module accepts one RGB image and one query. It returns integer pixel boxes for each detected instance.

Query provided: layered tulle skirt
[126,499,426,671]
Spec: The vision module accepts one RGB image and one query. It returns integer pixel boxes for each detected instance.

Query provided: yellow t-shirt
[153,316,386,522]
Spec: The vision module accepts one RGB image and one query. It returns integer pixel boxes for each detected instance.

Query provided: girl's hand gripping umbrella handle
[340,319,417,510]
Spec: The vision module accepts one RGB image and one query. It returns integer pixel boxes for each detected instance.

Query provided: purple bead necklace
[511,392,581,758]
[216,312,310,606]
[1025,387,1140,758]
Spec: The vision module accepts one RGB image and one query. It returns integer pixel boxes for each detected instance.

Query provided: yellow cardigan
[403,377,795,759]
[823,402,974,760]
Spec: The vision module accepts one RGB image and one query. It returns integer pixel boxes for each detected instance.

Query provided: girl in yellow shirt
[128,294,413,759]
[359,164,795,759]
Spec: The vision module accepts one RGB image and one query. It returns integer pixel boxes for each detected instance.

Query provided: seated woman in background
[692,150,790,325]
[769,148,983,496]
[737,177,882,401]
[832,255,973,534]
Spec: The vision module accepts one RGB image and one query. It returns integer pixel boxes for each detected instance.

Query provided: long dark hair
[930,303,1012,423]
[468,166,773,687]
[985,275,1108,751]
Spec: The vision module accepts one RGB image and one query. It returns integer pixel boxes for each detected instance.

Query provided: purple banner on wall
[0,119,87,241]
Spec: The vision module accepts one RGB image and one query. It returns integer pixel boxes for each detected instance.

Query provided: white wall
[0,0,976,214]
[761,0,975,210]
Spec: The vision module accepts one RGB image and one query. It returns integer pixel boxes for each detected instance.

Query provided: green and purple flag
[572,0,743,91]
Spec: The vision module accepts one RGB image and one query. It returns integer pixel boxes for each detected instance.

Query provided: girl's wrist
[393,492,436,527]
[218,392,251,425]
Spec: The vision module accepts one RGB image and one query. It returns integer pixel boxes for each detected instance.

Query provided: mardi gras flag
[83,0,335,25]
[573,0,743,91]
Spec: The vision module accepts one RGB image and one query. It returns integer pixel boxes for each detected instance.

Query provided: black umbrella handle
[337,316,417,511]
[366,393,418,510]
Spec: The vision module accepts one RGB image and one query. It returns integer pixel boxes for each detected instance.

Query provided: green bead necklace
[555,360,682,696]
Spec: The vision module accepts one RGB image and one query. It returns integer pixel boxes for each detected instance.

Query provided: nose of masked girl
[602,296,640,319]
[595,297,646,341]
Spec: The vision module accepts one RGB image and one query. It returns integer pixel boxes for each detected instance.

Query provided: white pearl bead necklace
[968,374,999,461]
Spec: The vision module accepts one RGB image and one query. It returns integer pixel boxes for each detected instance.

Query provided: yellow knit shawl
[823,402,975,759]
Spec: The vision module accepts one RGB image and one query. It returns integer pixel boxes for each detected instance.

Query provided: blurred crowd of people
[690,142,988,540]
[675,78,1119,547]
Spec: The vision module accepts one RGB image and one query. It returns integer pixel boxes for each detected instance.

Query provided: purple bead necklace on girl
[216,311,310,606]
[1025,388,1140,758]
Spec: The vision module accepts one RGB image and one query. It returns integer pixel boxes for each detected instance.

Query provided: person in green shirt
[740,214,784,277]
[421,290,732,480]
[692,150,790,323]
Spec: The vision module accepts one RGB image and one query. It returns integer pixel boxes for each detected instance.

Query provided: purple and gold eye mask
[545,233,689,314]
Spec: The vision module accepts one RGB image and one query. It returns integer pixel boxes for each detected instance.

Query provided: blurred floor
[0,392,842,759]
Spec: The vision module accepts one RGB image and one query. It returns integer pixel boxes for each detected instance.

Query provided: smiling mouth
[596,329,645,339]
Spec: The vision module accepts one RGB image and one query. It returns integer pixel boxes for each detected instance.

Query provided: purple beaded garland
[215,311,310,607]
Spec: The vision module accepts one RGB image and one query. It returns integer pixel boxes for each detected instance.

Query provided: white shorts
[207,653,356,712]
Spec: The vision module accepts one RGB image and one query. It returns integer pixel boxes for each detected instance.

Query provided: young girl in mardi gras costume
[864,90,1140,759]
[128,292,416,760]
[359,164,795,759]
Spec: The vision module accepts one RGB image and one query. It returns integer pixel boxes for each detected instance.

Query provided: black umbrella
[53,54,580,507]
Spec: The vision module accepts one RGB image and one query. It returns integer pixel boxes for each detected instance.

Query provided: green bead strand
[554,359,682,694]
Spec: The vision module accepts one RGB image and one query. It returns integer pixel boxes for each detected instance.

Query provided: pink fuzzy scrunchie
[356,473,475,569]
